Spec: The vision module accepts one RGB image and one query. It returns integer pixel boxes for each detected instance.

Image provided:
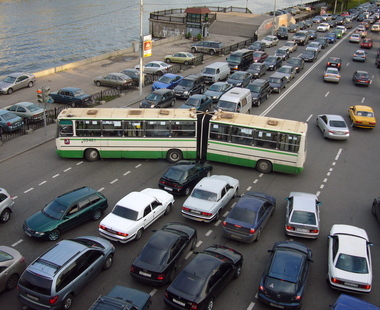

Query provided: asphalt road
[1,21,380,310]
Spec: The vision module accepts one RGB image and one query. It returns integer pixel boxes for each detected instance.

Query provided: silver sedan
[0,72,36,95]
[323,67,341,83]
[316,114,350,140]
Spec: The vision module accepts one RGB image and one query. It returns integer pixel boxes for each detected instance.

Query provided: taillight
[190,303,198,310]
[182,207,190,211]
[234,224,242,228]
[201,212,212,217]
[130,266,135,272]
[249,228,256,234]
[286,226,295,231]
[19,257,25,263]
[49,296,59,305]
[361,284,371,290]
[310,229,319,234]
[157,274,165,280]
[222,221,227,227]
[369,122,376,125]
[116,231,128,237]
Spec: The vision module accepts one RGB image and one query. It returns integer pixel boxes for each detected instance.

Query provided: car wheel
[103,253,114,270]
[6,274,19,290]
[170,99,175,107]
[62,294,73,310]
[215,210,221,222]
[271,205,276,216]
[209,49,215,56]
[0,127,4,135]
[48,229,60,241]
[256,160,272,174]
[190,236,197,250]
[372,201,377,216]
[206,299,214,310]
[164,203,172,215]
[184,187,191,196]
[157,71,163,76]
[96,81,101,87]
[71,102,76,107]
[28,81,34,88]
[92,209,103,221]
[6,88,13,95]
[234,264,242,279]
[165,58,171,63]
[85,148,100,161]
[191,47,197,53]
[0,208,11,223]
[166,149,183,163]
[135,228,143,241]
[255,98,261,107]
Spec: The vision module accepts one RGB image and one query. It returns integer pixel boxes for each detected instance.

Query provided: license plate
[173,298,185,306]
[191,210,201,214]
[296,228,309,233]
[27,294,39,301]
[25,231,32,237]
[344,282,359,287]
[270,303,284,309]
[164,187,172,191]
[139,271,151,277]
[231,234,242,239]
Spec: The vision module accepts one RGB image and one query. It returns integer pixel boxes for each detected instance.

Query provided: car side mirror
[327,235,332,239]
[317,201,322,205]
[268,249,273,253]
[285,197,290,201]
[368,242,374,246]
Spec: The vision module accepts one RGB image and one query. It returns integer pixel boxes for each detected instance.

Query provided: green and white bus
[56,108,307,174]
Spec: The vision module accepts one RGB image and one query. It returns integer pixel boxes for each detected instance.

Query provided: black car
[120,68,144,86]
[316,37,329,49]
[287,57,305,73]
[308,29,318,40]
[268,73,287,93]
[222,191,276,243]
[258,241,313,310]
[246,79,271,107]
[263,56,282,71]
[227,71,252,88]
[164,245,243,310]
[352,70,371,86]
[248,41,266,51]
[247,63,268,79]
[130,222,197,285]
[372,197,380,224]
[276,26,289,39]
[49,87,92,107]
[179,94,213,112]
[140,88,176,108]
[326,57,342,70]
[204,82,234,103]
[300,49,318,62]
[173,74,205,99]
[158,161,213,195]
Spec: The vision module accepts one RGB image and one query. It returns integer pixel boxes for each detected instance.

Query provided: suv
[173,74,205,99]
[190,41,224,55]
[23,187,108,241]
[248,41,266,51]
[246,79,271,107]
[140,88,176,108]
[293,30,310,45]
[18,236,115,310]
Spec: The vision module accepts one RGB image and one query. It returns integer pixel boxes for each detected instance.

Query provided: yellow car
[348,105,376,129]
[164,52,196,65]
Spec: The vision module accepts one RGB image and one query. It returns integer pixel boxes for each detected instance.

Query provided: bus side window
[254,130,277,149]
[59,125,73,137]
[210,124,229,141]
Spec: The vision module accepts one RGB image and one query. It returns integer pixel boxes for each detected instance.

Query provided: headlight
[236,83,242,86]
[35,231,45,236]
[212,96,217,99]
[150,104,155,108]
[183,91,189,95]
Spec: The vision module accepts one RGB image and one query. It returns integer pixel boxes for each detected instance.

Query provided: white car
[135,61,171,75]
[336,25,347,34]
[349,33,361,43]
[0,188,14,223]
[317,22,330,32]
[261,35,279,47]
[285,192,321,238]
[307,42,322,53]
[328,224,372,293]
[99,188,174,243]
[182,175,239,223]
[284,41,298,53]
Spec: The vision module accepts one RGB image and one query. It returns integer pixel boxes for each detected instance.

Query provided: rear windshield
[290,211,316,225]
[112,205,138,220]
[171,271,205,296]
[19,270,52,295]
[228,206,256,224]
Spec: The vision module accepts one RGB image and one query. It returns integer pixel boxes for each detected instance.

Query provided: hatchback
[23,187,108,241]
[18,236,115,310]
[246,79,271,107]
[0,188,14,223]
[0,110,23,134]
[360,38,373,49]
[203,82,233,103]
[0,246,26,293]
[268,73,287,93]
[140,88,176,108]
[253,51,269,63]
[316,114,350,140]
[152,73,183,90]
[287,57,304,73]
[261,35,279,47]
[248,41,266,51]
[263,56,282,71]
[227,71,252,88]
[0,72,36,95]
[246,63,268,78]
[285,192,321,239]
[284,41,298,52]
[352,70,371,86]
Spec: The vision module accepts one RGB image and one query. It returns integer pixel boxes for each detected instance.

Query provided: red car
[360,38,373,49]
[253,51,269,63]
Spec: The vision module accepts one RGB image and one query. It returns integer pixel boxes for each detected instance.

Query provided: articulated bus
[56,108,307,174]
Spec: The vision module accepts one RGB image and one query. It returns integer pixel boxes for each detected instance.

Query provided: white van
[201,62,230,84]
[216,87,252,114]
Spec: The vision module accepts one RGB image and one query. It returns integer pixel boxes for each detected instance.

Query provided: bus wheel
[256,160,272,174]
[85,148,100,161]
[166,149,183,163]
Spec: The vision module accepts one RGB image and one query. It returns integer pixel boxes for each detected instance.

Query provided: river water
[0,0,306,76]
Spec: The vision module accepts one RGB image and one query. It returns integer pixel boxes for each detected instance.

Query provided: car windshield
[3,76,16,83]
[287,59,300,65]
[285,43,294,47]
[172,271,205,296]
[249,64,262,70]
[276,50,286,55]
[246,84,261,93]
[139,245,168,266]
[226,55,241,63]
[145,93,162,101]
[230,72,245,79]
[266,57,277,63]
[208,83,223,91]
[264,36,273,41]
[203,68,216,74]
[43,200,68,220]
[158,76,174,84]
[217,100,236,112]
[73,89,85,97]
[191,189,217,201]
[253,52,263,57]
[112,205,138,220]
[335,254,368,273]
[184,98,201,107]
[329,120,346,128]
[278,67,290,74]
[265,276,297,293]
[163,168,186,182]
[178,79,194,87]
[228,206,257,224]
[326,69,338,74]
[304,50,314,55]
[269,77,281,83]
[290,211,316,225]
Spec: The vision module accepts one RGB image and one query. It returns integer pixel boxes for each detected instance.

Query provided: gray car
[0,188,14,223]
[94,73,133,89]
[6,102,45,122]
[316,114,350,140]
[0,110,23,134]
[18,236,115,310]
[285,192,321,239]
[0,72,36,95]
[276,65,296,82]
[204,82,233,102]
[0,246,26,293]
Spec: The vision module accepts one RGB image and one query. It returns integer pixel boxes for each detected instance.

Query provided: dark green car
[23,187,108,241]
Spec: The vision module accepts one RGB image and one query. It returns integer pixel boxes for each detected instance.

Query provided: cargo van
[226,49,254,72]
[201,62,230,84]
[216,87,252,114]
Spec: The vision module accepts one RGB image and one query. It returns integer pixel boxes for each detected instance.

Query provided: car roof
[152,88,173,94]
[147,229,181,251]
[116,191,156,211]
[6,72,30,77]
[336,234,369,257]
[322,114,346,122]
[162,73,181,78]
[353,105,373,112]
[269,247,305,282]
[289,192,318,211]
[59,87,82,92]
[183,252,224,279]
[13,101,36,107]
[334,294,379,310]
[189,94,207,99]
[194,177,228,192]
[55,187,98,206]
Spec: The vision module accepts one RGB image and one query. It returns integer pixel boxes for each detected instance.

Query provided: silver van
[18,236,115,310]
[216,87,252,114]
[201,62,230,84]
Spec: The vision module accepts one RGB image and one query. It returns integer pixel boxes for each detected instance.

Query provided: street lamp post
[272,0,277,35]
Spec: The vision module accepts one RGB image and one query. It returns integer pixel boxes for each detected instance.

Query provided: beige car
[0,246,26,292]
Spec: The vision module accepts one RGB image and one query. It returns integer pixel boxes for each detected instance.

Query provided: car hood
[179,104,200,110]
[25,211,59,232]
[152,81,171,89]
[100,213,137,233]
[183,196,216,212]
[174,85,190,91]
[0,81,12,89]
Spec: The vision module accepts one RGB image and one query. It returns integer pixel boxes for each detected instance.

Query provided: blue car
[152,73,183,90]
[331,294,379,310]
[0,110,23,134]
[49,87,92,107]
[326,32,337,43]
[222,191,276,243]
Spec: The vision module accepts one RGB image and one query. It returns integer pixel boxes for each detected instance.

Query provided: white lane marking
[185,252,193,259]
[306,114,313,122]
[205,230,212,236]
[325,91,329,97]
[64,167,72,172]
[110,179,118,184]
[98,187,105,192]
[124,171,131,176]
[214,220,221,226]
[52,174,59,178]
[196,240,203,247]
[24,188,33,193]
[150,288,157,296]
[12,239,23,247]
[247,302,255,310]
[76,161,83,165]
[135,164,141,168]
[39,181,47,185]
